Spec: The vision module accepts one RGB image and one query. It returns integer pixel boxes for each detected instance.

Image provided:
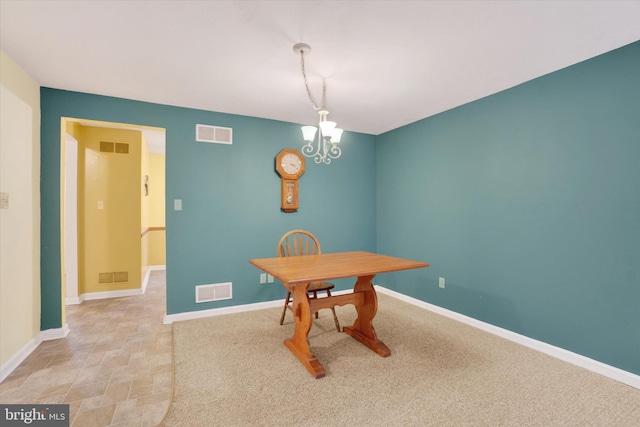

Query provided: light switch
[174,199,182,211]
[0,192,8,209]
[97,201,104,210]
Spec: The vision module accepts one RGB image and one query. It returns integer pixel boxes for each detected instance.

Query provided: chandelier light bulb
[301,126,318,142]
[319,121,337,138]
[330,128,344,143]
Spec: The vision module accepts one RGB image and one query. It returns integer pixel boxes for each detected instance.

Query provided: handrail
[141,226,166,237]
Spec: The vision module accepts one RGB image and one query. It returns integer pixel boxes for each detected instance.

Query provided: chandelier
[293,43,343,164]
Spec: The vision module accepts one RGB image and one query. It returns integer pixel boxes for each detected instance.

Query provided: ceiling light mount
[293,43,343,165]
[292,43,311,56]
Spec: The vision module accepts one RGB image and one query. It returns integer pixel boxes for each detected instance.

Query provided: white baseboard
[2,268,163,381]
[164,299,282,324]
[67,288,145,305]
[375,286,640,391]
[39,323,70,341]
[72,266,165,302]
[7,285,636,392]
[0,336,40,383]
[142,269,151,294]
[65,296,81,305]
[163,288,352,325]
[0,324,70,383]
[142,265,166,294]
[79,288,143,302]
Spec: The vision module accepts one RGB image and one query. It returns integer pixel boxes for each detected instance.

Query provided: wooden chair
[278,230,341,332]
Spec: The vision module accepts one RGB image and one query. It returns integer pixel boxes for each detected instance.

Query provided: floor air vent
[196,124,233,145]
[99,271,129,283]
[195,282,232,303]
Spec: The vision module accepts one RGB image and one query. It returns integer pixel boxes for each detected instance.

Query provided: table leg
[283,283,326,379]
[343,274,391,357]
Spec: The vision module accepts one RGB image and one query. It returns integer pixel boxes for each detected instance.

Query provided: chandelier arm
[327,144,342,160]
[301,140,321,159]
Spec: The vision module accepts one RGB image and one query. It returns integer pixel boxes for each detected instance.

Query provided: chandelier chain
[300,51,326,112]
[294,42,342,165]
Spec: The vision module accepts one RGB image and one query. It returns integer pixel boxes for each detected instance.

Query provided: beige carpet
[162,293,640,426]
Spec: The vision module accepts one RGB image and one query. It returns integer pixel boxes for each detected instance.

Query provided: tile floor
[0,270,172,426]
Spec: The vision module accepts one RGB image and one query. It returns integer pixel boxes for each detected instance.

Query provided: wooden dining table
[249,251,429,378]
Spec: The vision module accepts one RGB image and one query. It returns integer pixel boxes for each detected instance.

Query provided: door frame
[63,133,80,305]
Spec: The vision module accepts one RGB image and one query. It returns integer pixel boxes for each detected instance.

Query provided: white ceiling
[1,1,639,136]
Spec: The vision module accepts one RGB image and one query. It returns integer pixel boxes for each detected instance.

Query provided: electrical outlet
[259,273,267,284]
[267,274,274,283]
[439,277,445,289]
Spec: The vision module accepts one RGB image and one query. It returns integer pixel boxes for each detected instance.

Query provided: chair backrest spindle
[276,229,341,332]
[277,230,322,257]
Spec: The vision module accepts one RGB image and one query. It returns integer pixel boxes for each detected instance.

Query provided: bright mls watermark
[1,405,69,426]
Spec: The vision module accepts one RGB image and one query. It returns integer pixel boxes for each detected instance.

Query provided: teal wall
[41,41,639,376]
[40,89,376,327]
[376,41,640,375]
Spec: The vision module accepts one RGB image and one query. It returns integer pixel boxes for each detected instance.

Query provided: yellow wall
[77,127,142,294]
[141,135,150,231]
[0,50,41,367]
[147,153,166,265]
[141,134,151,278]
[65,120,82,140]
[148,154,165,227]
[147,230,166,266]
[141,144,166,268]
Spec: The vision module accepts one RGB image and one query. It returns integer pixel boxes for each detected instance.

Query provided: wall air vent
[196,124,233,145]
[195,282,233,303]
[100,141,129,154]
[100,141,114,153]
[115,143,129,154]
[99,272,114,283]
[114,271,129,282]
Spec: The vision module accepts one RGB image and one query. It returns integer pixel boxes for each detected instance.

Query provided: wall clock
[275,148,306,212]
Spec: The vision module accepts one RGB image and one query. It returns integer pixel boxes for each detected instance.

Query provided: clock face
[281,153,302,175]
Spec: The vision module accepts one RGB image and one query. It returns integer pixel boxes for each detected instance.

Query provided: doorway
[60,118,166,316]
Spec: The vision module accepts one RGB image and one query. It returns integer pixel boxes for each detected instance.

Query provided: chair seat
[284,281,337,318]
[285,281,334,292]
[278,230,341,332]
[309,281,334,292]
